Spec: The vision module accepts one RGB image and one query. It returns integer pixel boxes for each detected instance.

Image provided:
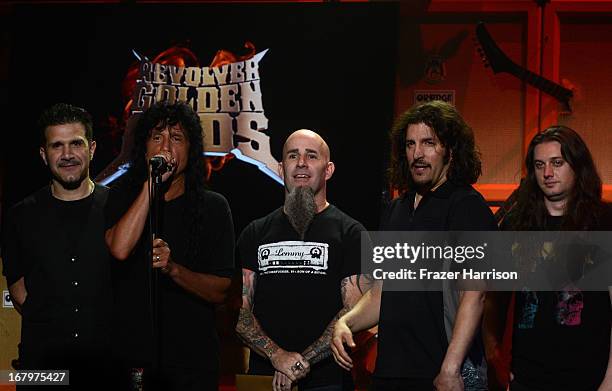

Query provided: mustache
[411,159,430,168]
[58,158,81,167]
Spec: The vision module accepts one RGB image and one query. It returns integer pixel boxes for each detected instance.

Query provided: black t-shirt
[1,185,112,367]
[105,174,235,370]
[237,205,364,388]
[511,214,612,391]
[375,181,497,379]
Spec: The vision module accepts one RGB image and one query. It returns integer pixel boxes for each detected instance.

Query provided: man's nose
[160,135,170,152]
[543,164,554,178]
[297,154,307,167]
[413,143,424,159]
[61,144,73,158]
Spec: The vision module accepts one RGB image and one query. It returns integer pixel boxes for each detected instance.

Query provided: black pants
[17,346,119,391]
[154,367,219,391]
[370,377,435,391]
[509,379,543,391]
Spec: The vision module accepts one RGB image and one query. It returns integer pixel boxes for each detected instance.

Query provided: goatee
[285,186,316,240]
[52,173,87,190]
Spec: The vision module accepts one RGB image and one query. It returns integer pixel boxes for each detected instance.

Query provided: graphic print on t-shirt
[556,289,584,326]
[258,241,329,275]
[518,288,539,329]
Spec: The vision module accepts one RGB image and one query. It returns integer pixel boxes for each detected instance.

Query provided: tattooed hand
[270,349,310,381]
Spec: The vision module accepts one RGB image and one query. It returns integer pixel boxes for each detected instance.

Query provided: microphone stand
[149,170,163,383]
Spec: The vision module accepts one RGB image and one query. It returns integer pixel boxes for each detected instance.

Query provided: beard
[51,166,88,190]
[284,186,316,240]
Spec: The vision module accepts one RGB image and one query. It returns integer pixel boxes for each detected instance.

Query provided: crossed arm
[236,268,374,385]
[301,274,374,365]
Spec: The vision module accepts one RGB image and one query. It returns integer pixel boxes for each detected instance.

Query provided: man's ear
[89,140,97,160]
[325,161,335,181]
[39,147,48,166]
[278,161,284,179]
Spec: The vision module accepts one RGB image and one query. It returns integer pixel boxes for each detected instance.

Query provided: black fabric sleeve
[340,220,366,280]
[237,220,259,272]
[447,194,498,284]
[378,199,395,231]
[195,192,235,278]
[1,205,23,287]
[448,194,498,231]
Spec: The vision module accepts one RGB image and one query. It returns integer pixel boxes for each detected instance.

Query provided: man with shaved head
[236,129,373,391]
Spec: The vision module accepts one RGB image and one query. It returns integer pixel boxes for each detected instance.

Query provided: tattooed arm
[236,268,309,381]
[301,274,374,365]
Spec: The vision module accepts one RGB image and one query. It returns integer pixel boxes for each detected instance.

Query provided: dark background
[1,2,399,233]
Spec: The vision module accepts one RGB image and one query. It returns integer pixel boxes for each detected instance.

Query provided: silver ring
[155,255,160,261]
[292,361,303,372]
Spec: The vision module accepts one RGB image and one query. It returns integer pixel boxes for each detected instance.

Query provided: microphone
[150,156,170,176]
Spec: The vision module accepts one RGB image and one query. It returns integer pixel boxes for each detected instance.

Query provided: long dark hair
[127,101,208,260]
[388,100,482,193]
[508,125,604,230]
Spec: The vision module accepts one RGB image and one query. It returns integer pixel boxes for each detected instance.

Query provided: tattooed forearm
[236,307,280,359]
[242,280,253,308]
[236,268,279,360]
[302,274,369,364]
[302,307,349,364]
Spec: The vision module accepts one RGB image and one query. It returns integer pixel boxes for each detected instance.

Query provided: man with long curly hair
[332,101,496,390]
[105,101,235,390]
[484,126,612,391]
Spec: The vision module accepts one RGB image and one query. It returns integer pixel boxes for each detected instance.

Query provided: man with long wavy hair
[485,126,612,391]
[332,101,496,390]
[105,101,235,390]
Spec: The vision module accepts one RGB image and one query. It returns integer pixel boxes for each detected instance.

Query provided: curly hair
[38,103,93,146]
[127,101,208,261]
[388,100,482,193]
[507,125,604,230]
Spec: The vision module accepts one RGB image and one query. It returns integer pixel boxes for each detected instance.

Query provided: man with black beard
[2,103,113,390]
[237,129,373,391]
